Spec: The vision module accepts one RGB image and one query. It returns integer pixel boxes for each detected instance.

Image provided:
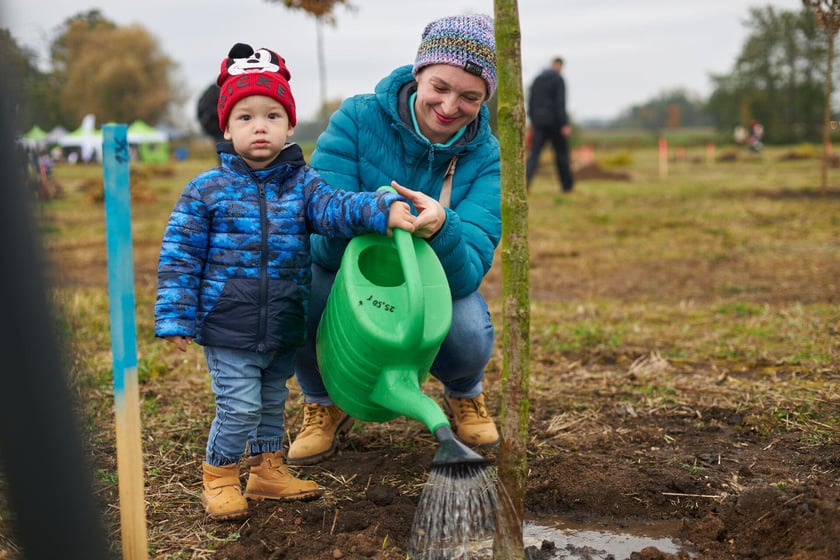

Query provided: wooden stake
[658,137,668,180]
[103,124,149,560]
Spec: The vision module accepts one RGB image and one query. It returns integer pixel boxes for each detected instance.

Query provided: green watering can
[316,189,486,466]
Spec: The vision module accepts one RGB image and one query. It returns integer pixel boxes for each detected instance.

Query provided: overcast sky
[3,0,803,128]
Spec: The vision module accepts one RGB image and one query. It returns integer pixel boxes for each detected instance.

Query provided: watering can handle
[393,224,424,347]
[380,186,425,347]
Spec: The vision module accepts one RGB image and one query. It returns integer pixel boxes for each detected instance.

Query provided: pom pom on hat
[412,14,497,99]
[216,43,296,129]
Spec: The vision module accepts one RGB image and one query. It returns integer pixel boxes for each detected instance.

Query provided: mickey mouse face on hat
[226,44,281,75]
[216,42,297,129]
[218,43,291,84]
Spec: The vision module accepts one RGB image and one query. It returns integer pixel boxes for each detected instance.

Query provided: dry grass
[1,145,838,558]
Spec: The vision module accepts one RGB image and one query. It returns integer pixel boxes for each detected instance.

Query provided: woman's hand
[391,181,447,239]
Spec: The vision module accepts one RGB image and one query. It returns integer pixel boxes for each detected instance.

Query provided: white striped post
[102,123,149,560]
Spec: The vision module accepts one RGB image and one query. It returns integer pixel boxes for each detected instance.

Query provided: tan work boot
[443,392,500,448]
[286,403,353,465]
[243,451,324,501]
[201,462,249,521]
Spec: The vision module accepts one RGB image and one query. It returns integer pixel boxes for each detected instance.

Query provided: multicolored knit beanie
[412,14,497,99]
[216,43,297,130]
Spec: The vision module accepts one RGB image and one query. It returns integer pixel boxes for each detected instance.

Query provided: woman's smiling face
[413,64,487,144]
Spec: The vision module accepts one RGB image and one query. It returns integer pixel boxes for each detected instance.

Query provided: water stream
[408,463,498,559]
[407,464,694,559]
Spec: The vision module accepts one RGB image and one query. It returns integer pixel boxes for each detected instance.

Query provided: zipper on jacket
[257,182,269,352]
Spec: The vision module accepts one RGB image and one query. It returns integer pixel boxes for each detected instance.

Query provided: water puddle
[407,464,694,559]
[472,517,695,559]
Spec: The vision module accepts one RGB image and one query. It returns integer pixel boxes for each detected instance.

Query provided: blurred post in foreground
[0,67,109,560]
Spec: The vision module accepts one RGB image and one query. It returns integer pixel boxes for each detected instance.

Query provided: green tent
[21,125,48,149]
[127,120,169,163]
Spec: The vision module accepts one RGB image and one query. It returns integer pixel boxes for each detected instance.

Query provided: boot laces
[301,403,328,429]
[454,396,488,420]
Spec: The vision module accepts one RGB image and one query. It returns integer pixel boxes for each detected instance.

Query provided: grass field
[1,142,838,558]
[39,145,839,392]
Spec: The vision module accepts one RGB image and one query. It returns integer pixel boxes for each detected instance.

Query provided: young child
[155,43,415,521]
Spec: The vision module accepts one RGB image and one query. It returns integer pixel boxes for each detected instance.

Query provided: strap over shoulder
[439,156,459,208]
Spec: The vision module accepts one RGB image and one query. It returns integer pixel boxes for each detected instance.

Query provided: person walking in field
[526,57,574,192]
[154,43,416,521]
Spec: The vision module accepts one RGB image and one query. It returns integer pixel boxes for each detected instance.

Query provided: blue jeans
[294,263,495,405]
[204,346,295,466]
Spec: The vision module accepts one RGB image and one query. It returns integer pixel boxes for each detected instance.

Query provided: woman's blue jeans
[204,346,295,466]
[294,263,495,405]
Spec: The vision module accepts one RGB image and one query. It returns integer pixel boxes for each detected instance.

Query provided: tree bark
[822,29,833,192]
[493,1,530,558]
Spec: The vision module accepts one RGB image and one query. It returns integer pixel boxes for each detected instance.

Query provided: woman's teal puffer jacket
[309,64,501,299]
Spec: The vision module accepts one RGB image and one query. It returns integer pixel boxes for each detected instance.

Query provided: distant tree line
[607,6,834,144]
[706,5,830,144]
[3,10,178,132]
[608,89,714,131]
[4,3,352,135]
[2,4,835,144]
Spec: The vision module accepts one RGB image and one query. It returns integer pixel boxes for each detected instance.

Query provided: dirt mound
[574,161,632,181]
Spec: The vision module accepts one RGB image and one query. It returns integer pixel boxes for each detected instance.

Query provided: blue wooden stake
[103,124,149,560]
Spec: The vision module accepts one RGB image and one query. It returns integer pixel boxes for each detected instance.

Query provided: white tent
[57,114,101,163]
[46,126,68,145]
[56,116,171,163]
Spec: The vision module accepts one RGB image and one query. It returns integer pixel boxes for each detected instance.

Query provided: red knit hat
[216,43,296,129]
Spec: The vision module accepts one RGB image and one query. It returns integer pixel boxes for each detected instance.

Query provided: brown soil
[29,173,840,560]
[159,229,836,559]
[193,361,838,560]
[195,179,839,559]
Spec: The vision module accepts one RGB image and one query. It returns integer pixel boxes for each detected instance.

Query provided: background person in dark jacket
[526,57,574,192]
[155,43,415,522]
[197,82,224,144]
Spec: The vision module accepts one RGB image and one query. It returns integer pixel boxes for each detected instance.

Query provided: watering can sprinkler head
[431,425,489,468]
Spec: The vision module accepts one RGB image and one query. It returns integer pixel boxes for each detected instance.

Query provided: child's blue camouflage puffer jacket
[154,143,400,353]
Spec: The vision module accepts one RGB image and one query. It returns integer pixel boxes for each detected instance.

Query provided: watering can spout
[432,425,489,467]
[371,368,449,434]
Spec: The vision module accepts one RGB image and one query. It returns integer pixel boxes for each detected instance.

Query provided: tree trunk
[492,1,530,559]
[316,17,328,126]
[822,29,834,192]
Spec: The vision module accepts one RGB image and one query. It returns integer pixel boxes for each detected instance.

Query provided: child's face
[224,95,295,169]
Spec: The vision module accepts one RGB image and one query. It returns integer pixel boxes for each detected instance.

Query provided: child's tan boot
[201,462,249,521]
[243,451,324,501]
